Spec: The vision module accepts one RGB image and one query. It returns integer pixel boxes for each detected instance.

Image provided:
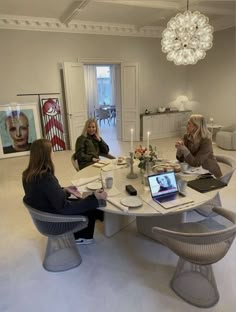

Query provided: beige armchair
[194,154,236,217]
[152,207,236,308]
[71,152,80,171]
[216,124,236,150]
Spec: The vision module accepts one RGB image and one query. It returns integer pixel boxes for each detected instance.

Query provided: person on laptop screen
[175,114,222,178]
[156,175,174,192]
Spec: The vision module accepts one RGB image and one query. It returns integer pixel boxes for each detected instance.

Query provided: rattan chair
[216,154,236,185]
[195,154,236,217]
[23,201,88,272]
[71,153,80,171]
[152,207,236,308]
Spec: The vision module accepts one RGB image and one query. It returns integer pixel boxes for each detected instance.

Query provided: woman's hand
[92,157,100,163]
[175,139,184,149]
[94,189,107,200]
[94,133,101,142]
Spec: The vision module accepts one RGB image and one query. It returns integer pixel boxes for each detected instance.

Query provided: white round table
[72,163,216,238]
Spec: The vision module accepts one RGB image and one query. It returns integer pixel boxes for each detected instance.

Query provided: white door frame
[79,58,140,142]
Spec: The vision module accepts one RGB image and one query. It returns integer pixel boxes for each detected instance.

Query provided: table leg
[136,213,185,241]
[104,212,135,237]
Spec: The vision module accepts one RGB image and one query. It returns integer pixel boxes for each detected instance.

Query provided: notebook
[187,176,227,193]
[148,171,194,209]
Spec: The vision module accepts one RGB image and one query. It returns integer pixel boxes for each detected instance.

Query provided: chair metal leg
[43,234,82,272]
[170,258,219,308]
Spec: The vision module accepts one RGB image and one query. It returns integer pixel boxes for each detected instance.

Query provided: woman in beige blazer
[175,114,222,178]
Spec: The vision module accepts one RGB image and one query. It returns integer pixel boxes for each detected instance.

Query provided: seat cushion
[216,131,236,150]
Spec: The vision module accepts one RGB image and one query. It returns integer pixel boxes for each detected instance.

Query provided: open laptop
[148,171,194,209]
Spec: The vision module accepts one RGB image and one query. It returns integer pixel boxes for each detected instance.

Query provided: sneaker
[75,238,94,245]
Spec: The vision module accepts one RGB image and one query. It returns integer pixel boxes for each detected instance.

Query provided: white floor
[1,124,236,312]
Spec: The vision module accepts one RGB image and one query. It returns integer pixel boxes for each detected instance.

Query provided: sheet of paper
[107,197,129,213]
[71,175,100,187]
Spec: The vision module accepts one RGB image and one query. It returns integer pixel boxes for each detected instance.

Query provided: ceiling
[0,0,235,37]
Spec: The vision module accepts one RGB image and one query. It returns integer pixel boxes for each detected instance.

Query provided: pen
[100,171,105,191]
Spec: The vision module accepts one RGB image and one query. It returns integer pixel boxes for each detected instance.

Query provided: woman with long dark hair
[22,139,107,244]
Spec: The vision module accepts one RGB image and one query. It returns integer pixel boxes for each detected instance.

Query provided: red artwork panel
[40,97,66,151]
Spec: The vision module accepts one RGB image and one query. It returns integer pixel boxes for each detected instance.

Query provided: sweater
[176,134,222,178]
[22,172,100,215]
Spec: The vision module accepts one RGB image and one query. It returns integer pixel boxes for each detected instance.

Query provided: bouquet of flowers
[134,145,157,170]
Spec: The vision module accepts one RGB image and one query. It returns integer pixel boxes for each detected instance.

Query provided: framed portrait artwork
[0,103,41,159]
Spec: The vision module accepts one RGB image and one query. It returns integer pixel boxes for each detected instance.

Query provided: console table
[140,110,191,141]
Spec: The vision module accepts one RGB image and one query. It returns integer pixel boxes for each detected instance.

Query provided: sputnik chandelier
[161,0,214,65]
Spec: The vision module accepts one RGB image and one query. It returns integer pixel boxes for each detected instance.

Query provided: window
[96,66,111,106]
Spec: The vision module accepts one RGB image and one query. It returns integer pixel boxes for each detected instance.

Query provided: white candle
[130,128,134,152]
[147,131,150,153]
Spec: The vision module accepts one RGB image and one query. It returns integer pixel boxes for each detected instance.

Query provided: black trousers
[73,209,104,239]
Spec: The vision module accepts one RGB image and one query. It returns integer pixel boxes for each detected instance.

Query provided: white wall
[0,29,186,113]
[186,27,236,126]
[0,27,234,133]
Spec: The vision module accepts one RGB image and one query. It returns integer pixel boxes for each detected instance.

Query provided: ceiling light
[161,0,214,65]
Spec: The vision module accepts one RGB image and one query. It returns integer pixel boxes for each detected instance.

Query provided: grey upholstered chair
[195,154,236,217]
[216,124,236,150]
[71,153,80,171]
[95,108,110,126]
[23,202,88,272]
[152,207,236,308]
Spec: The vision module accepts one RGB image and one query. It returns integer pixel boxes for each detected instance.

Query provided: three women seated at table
[75,118,114,170]
[175,114,222,178]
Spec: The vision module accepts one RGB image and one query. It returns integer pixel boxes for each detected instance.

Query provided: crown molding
[0,15,163,38]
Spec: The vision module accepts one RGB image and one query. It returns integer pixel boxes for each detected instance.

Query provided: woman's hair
[164,175,171,187]
[22,139,54,183]
[81,118,100,137]
[157,175,172,187]
[189,114,211,140]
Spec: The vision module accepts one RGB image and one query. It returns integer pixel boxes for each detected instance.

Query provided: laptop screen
[148,171,178,197]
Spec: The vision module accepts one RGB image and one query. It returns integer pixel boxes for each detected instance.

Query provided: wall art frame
[39,96,66,152]
[0,103,41,159]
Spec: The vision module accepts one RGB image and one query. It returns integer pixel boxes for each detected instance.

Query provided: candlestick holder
[126,152,138,179]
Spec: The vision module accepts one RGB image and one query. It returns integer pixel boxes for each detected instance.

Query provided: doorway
[83,64,119,139]
[62,61,139,150]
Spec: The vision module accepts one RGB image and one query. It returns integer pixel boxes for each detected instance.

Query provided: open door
[63,62,87,149]
[121,63,139,142]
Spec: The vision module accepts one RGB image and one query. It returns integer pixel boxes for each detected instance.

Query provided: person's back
[22,138,107,244]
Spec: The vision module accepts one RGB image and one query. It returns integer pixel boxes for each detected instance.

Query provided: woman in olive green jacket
[75,119,111,169]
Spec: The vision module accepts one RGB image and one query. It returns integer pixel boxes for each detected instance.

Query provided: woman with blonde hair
[22,139,107,244]
[75,118,111,169]
[175,114,222,178]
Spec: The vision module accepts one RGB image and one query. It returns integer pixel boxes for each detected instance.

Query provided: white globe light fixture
[161,0,214,65]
